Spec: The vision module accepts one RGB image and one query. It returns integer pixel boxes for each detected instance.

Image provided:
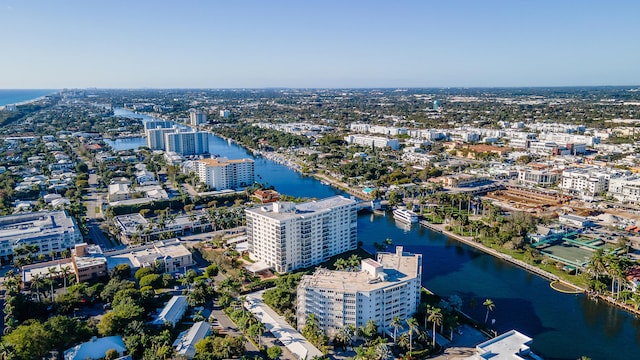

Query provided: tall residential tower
[245,196,357,273]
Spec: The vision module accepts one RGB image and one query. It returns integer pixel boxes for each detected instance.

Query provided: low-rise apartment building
[608,175,640,204]
[343,135,400,150]
[560,167,620,201]
[0,211,82,259]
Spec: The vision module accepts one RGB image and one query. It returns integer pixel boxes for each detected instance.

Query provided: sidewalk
[245,290,323,360]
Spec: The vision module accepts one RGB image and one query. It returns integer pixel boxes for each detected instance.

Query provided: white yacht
[393,208,419,224]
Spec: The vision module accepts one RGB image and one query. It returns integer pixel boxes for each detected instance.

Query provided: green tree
[267,345,282,360]
[110,264,132,280]
[98,297,145,336]
[483,299,495,325]
[139,274,163,289]
[390,316,403,347]
[135,267,155,281]
[205,264,219,278]
[428,307,443,347]
[406,317,419,356]
[2,320,51,360]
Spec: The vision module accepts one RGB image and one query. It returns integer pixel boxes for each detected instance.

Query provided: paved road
[71,143,114,249]
[211,303,265,358]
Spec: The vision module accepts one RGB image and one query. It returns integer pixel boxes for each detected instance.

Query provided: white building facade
[0,211,82,259]
[245,196,357,273]
[561,167,619,201]
[344,135,400,150]
[194,157,254,190]
[608,175,640,204]
[165,131,210,155]
[189,110,207,126]
[296,246,422,337]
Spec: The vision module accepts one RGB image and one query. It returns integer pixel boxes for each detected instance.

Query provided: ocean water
[0,89,58,106]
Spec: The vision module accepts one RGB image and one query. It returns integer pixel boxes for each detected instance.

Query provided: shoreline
[213,132,372,201]
[419,220,640,317]
[211,130,640,318]
[0,91,57,109]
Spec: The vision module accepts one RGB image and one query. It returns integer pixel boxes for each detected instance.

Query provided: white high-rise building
[220,110,230,118]
[144,120,175,132]
[165,131,210,155]
[189,110,207,126]
[297,246,422,337]
[245,196,357,273]
[194,157,254,190]
[146,126,180,150]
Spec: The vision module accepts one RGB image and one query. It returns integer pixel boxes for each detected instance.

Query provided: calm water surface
[111,108,640,359]
[0,89,57,106]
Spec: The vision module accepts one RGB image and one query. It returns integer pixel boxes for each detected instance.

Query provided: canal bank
[112,108,640,360]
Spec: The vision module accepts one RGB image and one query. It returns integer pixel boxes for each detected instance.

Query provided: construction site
[485,185,573,214]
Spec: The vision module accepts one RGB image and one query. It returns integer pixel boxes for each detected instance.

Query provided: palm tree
[406,317,419,356]
[48,267,59,301]
[483,299,495,325]
[428,307,443,347]
[390,316,403,347]
[30,274,45,302]
[60,265,72,290]
[374,341,391,360]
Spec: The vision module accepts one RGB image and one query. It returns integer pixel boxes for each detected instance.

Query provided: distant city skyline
[1,0,639,89]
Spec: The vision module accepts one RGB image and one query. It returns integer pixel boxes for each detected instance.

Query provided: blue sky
[1,0,639,88]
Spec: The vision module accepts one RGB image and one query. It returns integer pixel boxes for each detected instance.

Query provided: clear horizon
[2,0,640,89]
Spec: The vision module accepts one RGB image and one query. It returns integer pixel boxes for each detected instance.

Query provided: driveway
[211,303,265,358]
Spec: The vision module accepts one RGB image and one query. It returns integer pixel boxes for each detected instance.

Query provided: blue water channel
[110,108,640,359]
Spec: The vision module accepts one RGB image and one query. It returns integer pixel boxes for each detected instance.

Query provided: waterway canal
[111,108,640,360]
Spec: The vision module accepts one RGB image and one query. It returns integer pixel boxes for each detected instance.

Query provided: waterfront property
[0,210,82,260]
[194,157,255,190]
[532,231,615,269]
[465,330,541,360]
[296,246,422,337]
[165,130,210,155]
[245,196,357,273]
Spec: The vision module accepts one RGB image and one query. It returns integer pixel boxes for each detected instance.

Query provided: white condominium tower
[165,130,209,155]
[189,110,207,126]
[297,246,422,337]
[194,157,254,190]
[146,126,179,150]
[245,196,357,273]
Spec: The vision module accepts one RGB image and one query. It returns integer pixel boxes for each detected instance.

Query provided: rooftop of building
[246,196,355,221]
[74,255,107,269]
[105,239,192,270]
[299,246,420,292]
[0,210,78,239]
[173,321,211,357]
[152,295,188,325]
[64,336,126,360]
[467,330,539,360]
[196,157,254,166]
[22,258,74,283]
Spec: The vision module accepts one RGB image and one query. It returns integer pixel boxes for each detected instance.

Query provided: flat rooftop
[468,330,540,360]
[246,196,355,221]
[299,249,420,292]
